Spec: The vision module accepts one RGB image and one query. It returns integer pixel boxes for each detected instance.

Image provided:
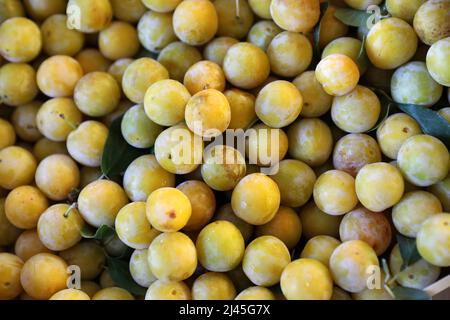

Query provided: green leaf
[101,115,154,179]
[391,286,431,300]
[397,104,450,148]
[333,7,372,27]
[106,257,147,296]
[81,224,116,241]
[356,36,369,73]
[368,87,395,132]
[396,234,422,270]
[313,1,329,62]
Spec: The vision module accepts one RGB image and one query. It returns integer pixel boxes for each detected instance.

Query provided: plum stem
[64,202,78,218]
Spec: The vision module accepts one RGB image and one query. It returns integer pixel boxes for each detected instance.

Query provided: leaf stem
[64,202,78,218]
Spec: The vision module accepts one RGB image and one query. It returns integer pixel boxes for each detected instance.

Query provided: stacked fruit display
[0,0,449,301]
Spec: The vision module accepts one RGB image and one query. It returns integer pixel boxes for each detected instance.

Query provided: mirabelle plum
[247,21,282,51]
[196,221,245,272]
[148,232,197,281]
[416,213,450,267]
[235,286,275,300]
[11,102,42,142]
[78,180,129,227]
[366,18,418,69]
[130,249,156,288]
[270,0,320,33]
[398,135,450,187]
[0,17,41,62]
[255,206,302,250]
[173,0,218,46]
[0,63,38,106]
[293,71,333,118]
[268,32,312,78]
[37,204,85,251]
[192,272,236,300]
[300,235,341,266]
[376,113,422,160]
[60,240,105,280]
[340,207,392,255]
[115,202,154,250]
[154,124,204,175]
[36,98,82,142]
[145,280,191,300]
[35,154,80,201]
[121,104,162,149]
[144,79,191,127]
[20,253,68,300]
[413,0,450,45]
[256,80,303,128]
[223,42,270,90]
[185,89,231,138]
[50,289,90,300]
[288,118,333,167]
[0,253,23,300]
[393,191,443,238]
[37,55,83,98]
[355,162,405,212]
[329,240,379,293]
[158,42,202,82]
[92,287,134,300]
[426,37,450,86]
[5,185,48,229]
[177,181,216,232]
[146,187,192,233]
[243,236,291,287]
[66,121,109,167]
[231,173,280,226]
[314,170,358,216]
[184,61,226,95]
[74,72,121,117]
[281,258,333,300]
[391,61,443,106]
[66,0,113,33]
[122,58,169,104]
[333,134,382,176]
[0,146,37,190]
[123,155,175,202]
[41,14,85,56]
[14,229,53,261]
[137,11,176,53]
[0,118,15,150]
[203,37,239,66]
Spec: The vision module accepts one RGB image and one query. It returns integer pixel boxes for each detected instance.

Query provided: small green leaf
[313,1,329,62]
[333,7,372,27]
[391,286,431,300]
[101,115,154,179]
[356,36,369,73]
[106,257,147,296]
[81,224,116,241]
[397,103,450,148]
[397,234,422,270]
[368,87,394,132]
